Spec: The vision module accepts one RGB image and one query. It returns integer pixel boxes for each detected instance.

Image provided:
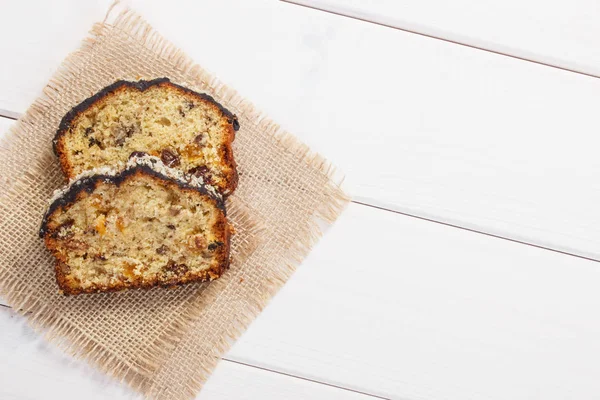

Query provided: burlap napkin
[0,3,349,399]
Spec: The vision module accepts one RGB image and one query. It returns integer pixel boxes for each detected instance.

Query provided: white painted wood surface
[0,115,12,130]
[228,202,600,400]
[0,0,112,115]
[2,0,600,260]
[2,1,600,399]
[292,0,600,78]
[0,308,372,400]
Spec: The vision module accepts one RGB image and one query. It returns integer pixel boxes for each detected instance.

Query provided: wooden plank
[1,1,600,259]
[0,0,112,114]
[0,308,375,400]
[290,0,600,78]
[226,202,600,400]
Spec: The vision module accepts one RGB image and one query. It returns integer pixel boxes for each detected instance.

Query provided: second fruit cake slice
[40,154,232,295]
[54,78,239,195]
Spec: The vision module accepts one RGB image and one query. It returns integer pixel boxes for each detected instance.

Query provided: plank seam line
[222,358,394,400]
[0,109,20,120]
[352,200,600,264]
[280,0,600,80]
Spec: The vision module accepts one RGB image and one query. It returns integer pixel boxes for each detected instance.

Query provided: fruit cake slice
[53,78,239,195]
[40,154,232,295]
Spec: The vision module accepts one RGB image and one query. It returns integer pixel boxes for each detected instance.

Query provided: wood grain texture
[0,308,374,400]
[290,0,600,78]
[1,0,600,259]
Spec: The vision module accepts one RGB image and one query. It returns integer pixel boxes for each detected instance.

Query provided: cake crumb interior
[62,85,233,192]
[47,174,225,291]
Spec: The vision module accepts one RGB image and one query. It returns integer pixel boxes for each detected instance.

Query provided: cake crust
[40,161,231,295]
[53,78,239,195]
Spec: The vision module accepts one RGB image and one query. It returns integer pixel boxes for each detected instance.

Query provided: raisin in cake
[53,78,239,195]
[40,154,232,295]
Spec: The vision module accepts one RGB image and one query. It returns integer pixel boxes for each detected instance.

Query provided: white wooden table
[2,0,600,398]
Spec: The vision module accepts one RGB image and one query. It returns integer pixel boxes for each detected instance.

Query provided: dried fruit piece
[156,245,169,255]
[122,262,138,280]
[95,214,106,236]
[188,165,213,184]
[160,148,180,167]
[88,137,104,149]
[129,151,147,159]
[188,234,207,252]
[207,241,224,251]
[194,133,207,146]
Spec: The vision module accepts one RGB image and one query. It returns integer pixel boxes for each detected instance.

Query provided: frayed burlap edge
[0,180,264,391]
[0,2,349,398]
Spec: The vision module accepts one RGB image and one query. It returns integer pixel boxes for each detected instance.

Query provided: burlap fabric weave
[0,4,348,399]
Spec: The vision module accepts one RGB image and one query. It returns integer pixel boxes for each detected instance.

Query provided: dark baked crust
[53,78,239,194]
[41,166,231,295]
